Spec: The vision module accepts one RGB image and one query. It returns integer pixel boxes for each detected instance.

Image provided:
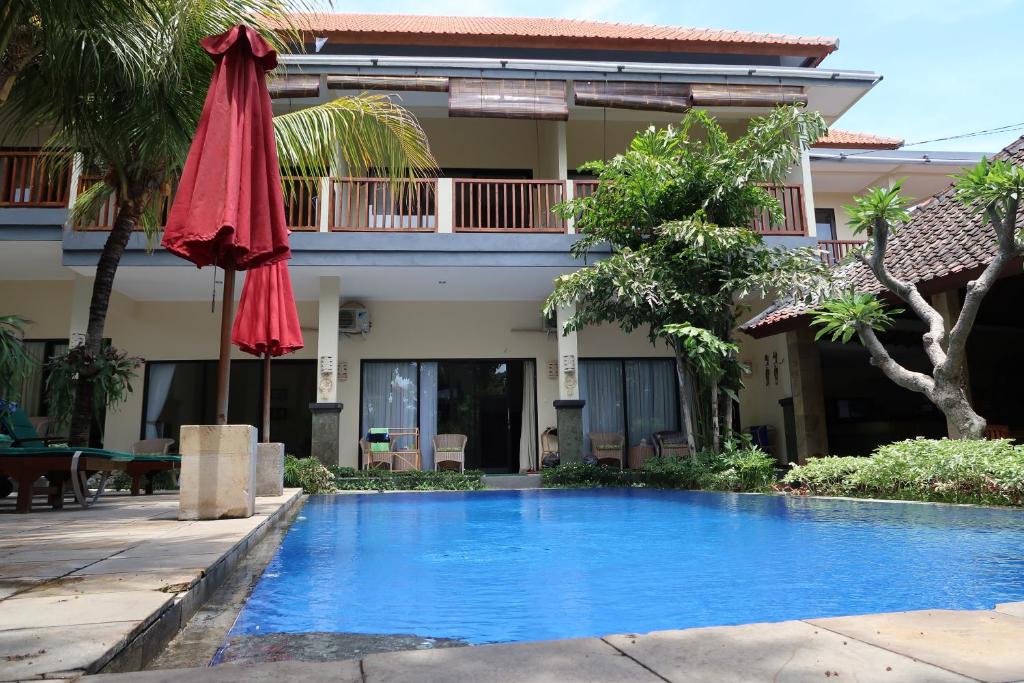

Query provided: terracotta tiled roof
[741,136,1024,338]
[812,129,904,149]
[274,13,838,63]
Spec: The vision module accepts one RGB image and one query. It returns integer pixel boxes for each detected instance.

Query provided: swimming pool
[231,489,1024,644]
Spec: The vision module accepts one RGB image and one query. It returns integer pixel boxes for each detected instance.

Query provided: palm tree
[0,2,435,445]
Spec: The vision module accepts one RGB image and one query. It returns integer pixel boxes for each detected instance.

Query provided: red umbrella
[161,25,291,424]
[231,261,304,442]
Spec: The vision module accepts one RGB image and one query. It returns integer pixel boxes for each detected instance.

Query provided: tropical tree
[0,315,35,418]
[545,108,829,454]
[811,159,1024,439]
[0,2,435,446]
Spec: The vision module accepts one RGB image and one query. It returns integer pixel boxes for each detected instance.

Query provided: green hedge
[541,444,776,493]
[329,467,485,491]
[782,438,1024,506]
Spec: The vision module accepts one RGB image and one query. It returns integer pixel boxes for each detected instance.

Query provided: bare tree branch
[855,322,936,396]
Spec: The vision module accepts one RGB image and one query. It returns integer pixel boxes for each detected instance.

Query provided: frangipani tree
[812,159,1024,439]
[1,1,435,446]
[545,108,829,453]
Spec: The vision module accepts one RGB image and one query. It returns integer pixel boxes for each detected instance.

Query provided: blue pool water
[232,490,1024,644]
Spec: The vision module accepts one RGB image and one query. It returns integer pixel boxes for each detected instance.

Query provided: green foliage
[44,344,141,431]
[843,183,911,237]
[0,315,34,412]
[811,292,903,343]
[542,442,776,493]
[329,467,485,491]
[108,469,179,492]
[545,108,829,452]
[283,454,337,494]
[954,158,1024,227]
[782,438,1024,506]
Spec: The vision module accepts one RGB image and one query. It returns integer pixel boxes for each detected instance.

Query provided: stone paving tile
[0,559,97,580]
[0,579,44,600]
[362,637,663,683]
[70,553,226,577]
[0,591,172,632]
[86,660,363,682]
[605,620,972,682]
[7,547,124,563]
[995,602,1024,618]
[0,622,135,680]
[15,572,199,598]
[808,609,1024,683]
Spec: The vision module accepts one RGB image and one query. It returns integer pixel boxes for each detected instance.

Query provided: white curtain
[625,359,679,447]
[144,363,177,438]
[419,362,438,471]
[519,360,537,471]
[18,341,46,415]
[579,360,624,455]
[362,361,419,440]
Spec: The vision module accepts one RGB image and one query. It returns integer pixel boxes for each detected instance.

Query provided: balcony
[818,239,865,266]
[1,150,811,238]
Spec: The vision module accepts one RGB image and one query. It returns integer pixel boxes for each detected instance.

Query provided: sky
[314,0,1024,152]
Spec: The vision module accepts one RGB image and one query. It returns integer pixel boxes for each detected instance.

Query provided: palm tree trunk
[68,197,143,446]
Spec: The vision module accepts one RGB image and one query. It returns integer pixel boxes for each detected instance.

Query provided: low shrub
[541,441,776,493]
[329,467,485,491]
[284,454,337,494]
[783,438,1024,506]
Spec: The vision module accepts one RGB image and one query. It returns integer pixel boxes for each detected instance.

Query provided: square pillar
[256,442,285,497]
[555,304,584,463]
[785,327,828,463]
[310,402,343,467]
[178,424,256,520]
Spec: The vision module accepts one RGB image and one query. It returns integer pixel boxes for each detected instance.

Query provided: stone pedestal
[178,424,256,520]
[554,399,585,464]
[256,442,285,497]
[310,402,342,467]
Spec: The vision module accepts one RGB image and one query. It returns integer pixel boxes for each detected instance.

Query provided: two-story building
[0,13,987,470]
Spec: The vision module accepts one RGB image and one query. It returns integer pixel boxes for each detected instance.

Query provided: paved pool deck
[0,489,302,681]
[80,603,1024,682]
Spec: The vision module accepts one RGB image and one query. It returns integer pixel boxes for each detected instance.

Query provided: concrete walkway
[81,603,1024,683]
[0,489,302,681]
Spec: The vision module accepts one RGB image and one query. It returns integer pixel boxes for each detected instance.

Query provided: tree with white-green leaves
[0,1,436,446]
[545,108,829,454]
[812,159,1024,439]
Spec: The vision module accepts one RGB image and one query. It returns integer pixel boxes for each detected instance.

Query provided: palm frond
[273,95,437,181]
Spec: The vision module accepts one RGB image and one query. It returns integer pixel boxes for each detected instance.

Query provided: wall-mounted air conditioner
[339,302,370,334]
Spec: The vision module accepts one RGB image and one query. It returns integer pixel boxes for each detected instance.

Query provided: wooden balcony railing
[73,175,174,231]
[454,179,566,233]
[572,178,600,200]
[328,177,436,231]
[818,239,865,266]
[0,151,71,207]
[282,176,320,232]
[751,184,807,236]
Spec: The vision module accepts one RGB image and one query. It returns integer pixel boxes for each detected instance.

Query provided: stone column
[933,288,971,438]
[311,276,342,466]
[256,442,284,497]
[553,304,584,463]
[785,326,828,463]
[178,424,256,520]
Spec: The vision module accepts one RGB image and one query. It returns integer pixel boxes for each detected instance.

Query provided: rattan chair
[131,438,175,455]
[360,438,393,470]
[589,432,625,469]
[653,431,691,458]
[433,434,467,472]
[541,428,559,467]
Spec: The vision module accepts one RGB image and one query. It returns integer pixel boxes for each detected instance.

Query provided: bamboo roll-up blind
[327,75,450,92]
[690,84,807,108]
[448,78,569,120]
[267,75,321,99]
[574,81,692,113]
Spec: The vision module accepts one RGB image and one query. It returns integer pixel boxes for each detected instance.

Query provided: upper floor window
[815,208,837,240]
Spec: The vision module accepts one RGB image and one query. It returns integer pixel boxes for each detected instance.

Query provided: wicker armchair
[653,431,691,458]
[433,434,467,472]
[132,438,176,455]
[360,438,393,470]
[589,432,625,469]
[541,428,559,467]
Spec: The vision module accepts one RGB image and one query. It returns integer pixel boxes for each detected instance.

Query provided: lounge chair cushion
[436,447,463,453]
[594,444,622,451]
[369,442,390,452]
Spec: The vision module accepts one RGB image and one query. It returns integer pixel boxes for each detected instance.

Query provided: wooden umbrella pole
[215,267,236,426]
[262,351,271,442]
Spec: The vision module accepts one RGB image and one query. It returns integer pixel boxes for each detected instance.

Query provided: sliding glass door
[580,358,679,458]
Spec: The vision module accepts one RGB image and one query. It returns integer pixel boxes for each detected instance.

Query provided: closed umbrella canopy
[232,261,304,358]
[162,25,290,270]
[233,261,303,443]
